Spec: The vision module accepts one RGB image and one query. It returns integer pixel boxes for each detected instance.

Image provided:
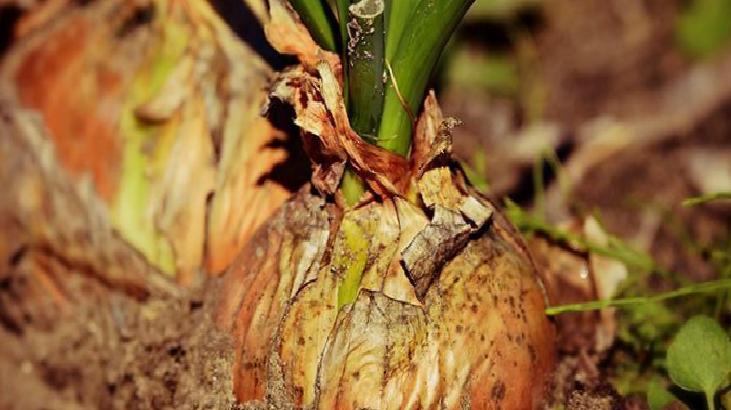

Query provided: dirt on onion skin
[0,260,237,410]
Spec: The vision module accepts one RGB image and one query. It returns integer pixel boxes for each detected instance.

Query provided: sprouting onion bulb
[220,4,557,407]
[288,0,475,156]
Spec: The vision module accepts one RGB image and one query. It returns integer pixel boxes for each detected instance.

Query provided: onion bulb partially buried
[217,184,555,408]
[214,3,555,409]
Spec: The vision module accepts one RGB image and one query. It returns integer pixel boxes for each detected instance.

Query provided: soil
[0,265,236,410]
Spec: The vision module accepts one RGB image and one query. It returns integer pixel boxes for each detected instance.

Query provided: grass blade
[545,279,731,315]
[683,192,731,207]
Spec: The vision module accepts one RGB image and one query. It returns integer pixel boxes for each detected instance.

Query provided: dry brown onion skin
[0,0,291,281]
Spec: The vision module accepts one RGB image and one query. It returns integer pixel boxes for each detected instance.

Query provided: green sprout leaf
[347,0,386,141]
[647,377,678,410]
[378,0,476,156]
[666,315,731,410]
[289,0,339,52]
[676,0,731,59]
[385,0,420,61]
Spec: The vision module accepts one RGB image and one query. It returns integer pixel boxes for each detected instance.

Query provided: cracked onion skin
[216,184,556,409]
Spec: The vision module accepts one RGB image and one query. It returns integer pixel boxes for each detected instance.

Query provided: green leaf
[385,0,420,61]
[666,315,731,410]
[339,0,386,205]
[647,377,677,410]
[289,0,339,52]
[377,0,476,156]
[676,0,731,59]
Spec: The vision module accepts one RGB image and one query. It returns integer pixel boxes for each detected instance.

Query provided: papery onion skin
[0,0,291,282]
[216,186,555,410]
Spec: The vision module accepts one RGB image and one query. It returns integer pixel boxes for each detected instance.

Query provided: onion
[216,7,556,405]
[0,0,290,282]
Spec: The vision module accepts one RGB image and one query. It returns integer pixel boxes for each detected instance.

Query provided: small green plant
[646,376,678,410]
[666,315,731,410]
[676,0,731,59]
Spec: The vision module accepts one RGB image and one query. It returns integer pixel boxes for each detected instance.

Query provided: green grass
[544,279,731,315]
[504,199,662,275]
[676,0,731,59]
[683,192,731,207]
[504,168,731,407]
